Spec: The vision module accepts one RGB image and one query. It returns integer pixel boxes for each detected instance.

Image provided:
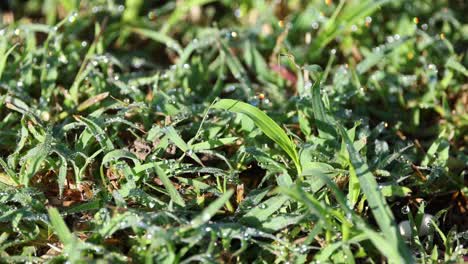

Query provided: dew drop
[234,9,241,18]
[401,205,410,214]
[68,12,78,23]
[386,35,395,43]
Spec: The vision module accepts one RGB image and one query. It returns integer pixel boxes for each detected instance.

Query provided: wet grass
[0,0,467,263]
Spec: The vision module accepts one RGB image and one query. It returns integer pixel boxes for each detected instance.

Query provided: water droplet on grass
[401,205,410,214]
[234,9,241,18]
[386,35,395,43]
[68,11,78,23]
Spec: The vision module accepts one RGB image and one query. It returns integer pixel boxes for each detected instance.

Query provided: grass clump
[0,0,467,263]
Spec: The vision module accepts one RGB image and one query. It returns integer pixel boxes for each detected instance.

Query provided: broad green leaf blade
[240,195,289,225]
[213,99,301,174]
[153,163,186,207]
[337,124,413,261]
[48,208,73,245]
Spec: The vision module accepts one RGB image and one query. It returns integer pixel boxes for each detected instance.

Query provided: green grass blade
[213,99,301,174]
[190,189,233,228]
[48,208,73,245]
[131,27,183,55]
[311,78,337,139]
[240,195,289,227]
[337,124,413,262]
[153,163,186,207]
[0,42,18,81]
[163,126,203,166]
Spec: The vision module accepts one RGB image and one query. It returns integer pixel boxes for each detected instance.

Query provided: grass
[0,0,467,263]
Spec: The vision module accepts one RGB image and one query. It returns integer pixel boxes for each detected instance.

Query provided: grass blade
[213,99,301,174]
[190,189,233,228]
[153,163,186,207]
[311,77,337,139]
[337,124,413,261]
[48,208,73,245]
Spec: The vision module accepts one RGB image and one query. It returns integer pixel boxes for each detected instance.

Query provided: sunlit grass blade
[0,42,18,80]
[311,77,337,140]
[337,124,413,261]
[48,207,73,245]
[153,163,186,207]
[189,189,233,229]
[213,99,301,174]
[131,27,183,55]
[163,126,204,166]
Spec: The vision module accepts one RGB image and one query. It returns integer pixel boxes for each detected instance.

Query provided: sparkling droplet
[68,11,78,23]
[234,9,241,18]
[401,205,410,214]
